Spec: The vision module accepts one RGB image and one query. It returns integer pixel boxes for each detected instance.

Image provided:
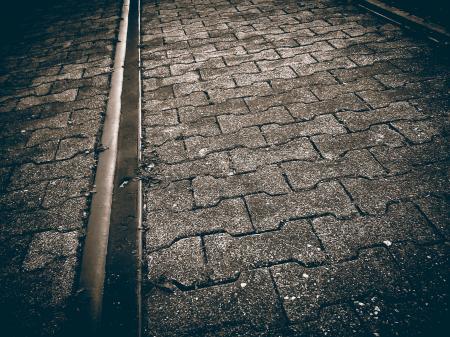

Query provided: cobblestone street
[0,0,121,335]
[140,0,449,336]
[0,0,449,336]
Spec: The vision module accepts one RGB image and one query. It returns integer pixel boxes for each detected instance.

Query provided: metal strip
[78,0,130,331]
[101,0,142,335]
[357,0,450,43]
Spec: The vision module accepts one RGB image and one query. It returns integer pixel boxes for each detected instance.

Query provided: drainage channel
[102,0,142,334]
[78,0,142,335]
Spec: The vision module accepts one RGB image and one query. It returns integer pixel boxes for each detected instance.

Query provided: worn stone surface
[0,0,121,335]
[140,0,450,335]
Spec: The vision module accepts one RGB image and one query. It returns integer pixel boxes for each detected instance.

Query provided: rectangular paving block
[230,137,319,172]
[312,124,405,159]
[262,114,347,145]
[342,166,449,214]
[146,269,282,336]
[313,202,439,261]
[245,181,357,231]
[205,220,326,281]
[145,198,254,251]
[192,165,290,207]
[282,149,385,189]
[271,248,412,322]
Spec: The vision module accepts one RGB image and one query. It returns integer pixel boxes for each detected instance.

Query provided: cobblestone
[205,220,326,281]
[145,198,253,251]
[272,247,411,322]
[313,202,439,261]
[146,269,281,336]
[0,0,121,334]
[245,181,357,232]
[282,149,385,189]
[343,166,449,214]
[192,165,289,207]
[312,124,405,159]
[139,0,450,335]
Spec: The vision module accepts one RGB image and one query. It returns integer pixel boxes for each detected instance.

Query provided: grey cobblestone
[282,149,385,189]
[313,202,438,261]
[312,124,405,159]
[0,0,121,334]
[245,181,357,232]
[230,137,319,173]
[272,247,411,322]
[343,166,449,214]
[218,105,293,133]
[205,220,326,281]
[145,198,253,251]
[192,165,289,207]
[140,0,450,335]
[146,269,281,336]
[262,114,346,145]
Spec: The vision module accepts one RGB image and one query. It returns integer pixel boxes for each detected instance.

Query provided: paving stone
[415,195,450,239]
[269,115,346,146]
[195,46,246,62]
[292,56,356,76]
[145,198,253,251]
[246,181,356,232]
[156,152,231,180]
[205,220,326,281]
[223,49,279,66]
[192,165,289,207]
[313,202,438,261]
[282,149,384,189]
[208,82,273,103]
[310,44,374,62]
[312,125,405,159]
[392,118,448,144]
[230,137,319,172]
[257,54,316,71]
[8,154,94,190]
[140,0,450,335]
[169,57,226,76]
[179,98,248,122]
[342,166,449,214]
[276,41,334,58]
[16,89,78,110]
[312,77,384,100]
[390,242,449,302]
[370,138,450,174]
[22,231,79,272]
[270,71,338,92]
[246,87,317,112]
[290,304,368,337]
[147,237,208,287]
[143,91,208,111]
[287,93,367,120]
[154,140,188,164]
[233,66,297,86]
[218,106,293,133]
[331,61,400,82]
[173,77,236,97]
[144,71,200,91]
[185,126,266,159]
[147,180,194,211]
[145,117,220,146]
[143,109,178,126]
[146,269,281,336]
[200,61,259,80]
[336,102,426,131]
[271,247,411,322]
[55,136,95,160]
[42,178,90,208]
